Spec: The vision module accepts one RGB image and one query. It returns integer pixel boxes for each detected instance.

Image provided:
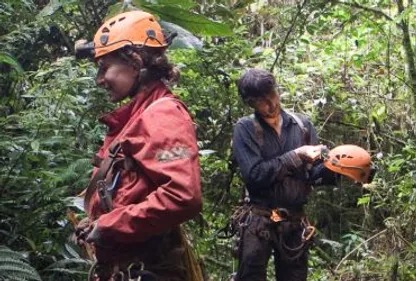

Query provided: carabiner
[127,262,145,281]
[302,226,316,241]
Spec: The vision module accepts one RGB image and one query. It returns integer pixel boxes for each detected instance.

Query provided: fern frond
[0,248,25,261]
[42,268,88,276]
[0,264,41,281]
[0,247,41,281]
[45,258,89,269]
[59,158,91,184]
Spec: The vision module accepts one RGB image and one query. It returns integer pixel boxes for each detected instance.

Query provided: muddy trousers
[235,215,308,281]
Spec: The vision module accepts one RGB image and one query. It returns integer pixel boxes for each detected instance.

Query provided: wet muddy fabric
[235,214,308,281]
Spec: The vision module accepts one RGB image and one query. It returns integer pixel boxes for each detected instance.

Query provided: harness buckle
[270,208,288,223]
[108,143,122,158]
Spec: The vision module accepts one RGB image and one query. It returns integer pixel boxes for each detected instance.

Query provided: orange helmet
[322,145,375,184]
[75,11,175,59]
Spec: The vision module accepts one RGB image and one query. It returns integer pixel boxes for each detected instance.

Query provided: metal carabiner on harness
[239,210,252,228]
[301,217,316,241]
[97,170,122,213]
[127,262,145,281]
[97,180,113,213]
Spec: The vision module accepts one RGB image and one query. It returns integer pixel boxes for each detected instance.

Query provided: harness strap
[286,111,311,145]
[249,114,263,146]
[91,154,138,172]
[82,97,181,216]
[83,142,122,216]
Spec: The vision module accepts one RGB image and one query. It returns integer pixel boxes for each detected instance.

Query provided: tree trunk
[397,0,416,107]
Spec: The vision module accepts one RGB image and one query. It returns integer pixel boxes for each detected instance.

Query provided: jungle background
[1,0,415,280]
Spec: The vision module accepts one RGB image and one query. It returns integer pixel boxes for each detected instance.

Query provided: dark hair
[117,46,180,85]
[237,68,276,101]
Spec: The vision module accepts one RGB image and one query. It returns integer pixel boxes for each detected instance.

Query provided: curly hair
[117,46,180,85]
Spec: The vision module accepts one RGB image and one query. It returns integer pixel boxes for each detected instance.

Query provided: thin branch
[87,0,102,28]
[57,26,74,54]
[337,1,396,23]
[317,111,334,136]
[335,229,387,271]
[270,0,309,72]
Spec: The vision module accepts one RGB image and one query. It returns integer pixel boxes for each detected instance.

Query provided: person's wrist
[294,148,307,162]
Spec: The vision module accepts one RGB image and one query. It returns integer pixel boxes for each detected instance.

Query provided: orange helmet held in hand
[322,145,375,184]
[75,11,177,59]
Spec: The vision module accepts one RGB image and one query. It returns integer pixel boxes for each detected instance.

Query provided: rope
[179,226,205,281]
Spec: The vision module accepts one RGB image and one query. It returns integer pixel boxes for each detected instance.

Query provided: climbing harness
[88,260,158,281]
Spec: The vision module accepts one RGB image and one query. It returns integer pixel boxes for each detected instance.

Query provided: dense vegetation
[1,0,415,280]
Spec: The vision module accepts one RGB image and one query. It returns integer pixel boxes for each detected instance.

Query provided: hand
[295,145,327,163]
[85,222,101,244]
[74,217,94,247]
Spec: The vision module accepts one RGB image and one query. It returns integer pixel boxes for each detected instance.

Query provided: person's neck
[262,110,282,135]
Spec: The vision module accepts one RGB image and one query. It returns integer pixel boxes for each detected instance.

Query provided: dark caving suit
[232,110,337,281]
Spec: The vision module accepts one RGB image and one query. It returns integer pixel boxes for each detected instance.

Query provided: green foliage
[1,0,415,280]
[0,53,23,74]
[0,247,41,281]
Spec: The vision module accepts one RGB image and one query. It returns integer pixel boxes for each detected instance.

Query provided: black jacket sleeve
[232,119,303,189]
[305,118,338,185]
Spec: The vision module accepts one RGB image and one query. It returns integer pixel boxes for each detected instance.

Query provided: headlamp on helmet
[74,11,177,60]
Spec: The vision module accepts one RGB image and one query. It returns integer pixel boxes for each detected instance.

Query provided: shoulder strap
[250,114,264,147]
[286,111,311,145]
[83,142,121,216]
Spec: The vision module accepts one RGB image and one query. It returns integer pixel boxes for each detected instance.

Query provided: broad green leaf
[0,52,23,74]
[107,1,232,36]
[357,195,370,206]
[376,105,386,117]
[106,3,125,19]
[160,21,203,49]
[155,0,196,9]
[133,1,232,36]
[36,0,63,18]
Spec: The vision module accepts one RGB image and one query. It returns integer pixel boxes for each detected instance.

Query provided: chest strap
[81,97,182,216]
[82,142,122,216]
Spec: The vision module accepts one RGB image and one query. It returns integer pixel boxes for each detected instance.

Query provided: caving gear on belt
[251,206,315,262]
[86,226,203,281]
[88,261,158,281]
[226,205,315,264]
